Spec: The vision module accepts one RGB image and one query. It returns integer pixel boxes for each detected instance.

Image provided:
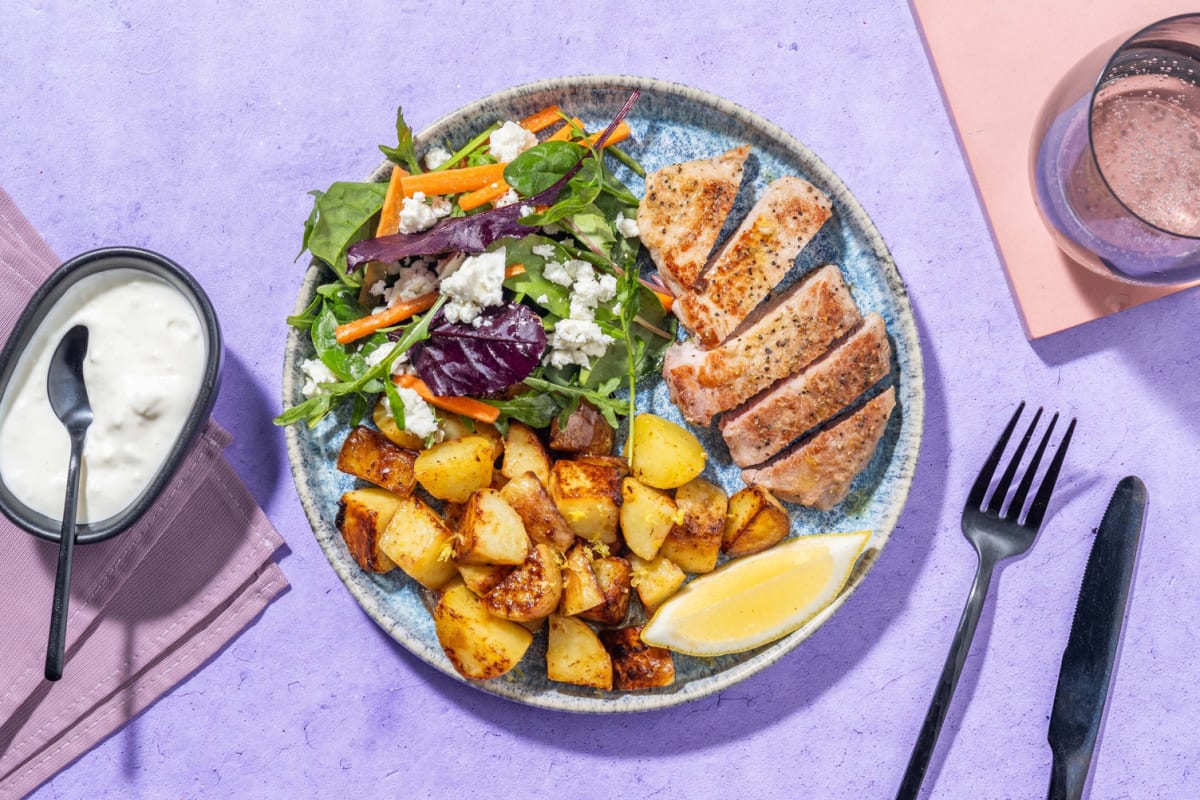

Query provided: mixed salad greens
[276,91,675,446]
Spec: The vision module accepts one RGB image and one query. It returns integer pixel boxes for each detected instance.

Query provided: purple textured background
[3,2,1199,798]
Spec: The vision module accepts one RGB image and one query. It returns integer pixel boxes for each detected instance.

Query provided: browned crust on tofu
[741,386,896,510]
[721,313,892,467]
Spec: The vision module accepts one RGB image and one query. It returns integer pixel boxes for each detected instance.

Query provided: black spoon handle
[45,432,84,681]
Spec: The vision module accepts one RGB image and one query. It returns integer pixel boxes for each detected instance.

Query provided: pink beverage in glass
[1031,14,1200,284]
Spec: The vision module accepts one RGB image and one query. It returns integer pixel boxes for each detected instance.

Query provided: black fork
[896,403,1076,799]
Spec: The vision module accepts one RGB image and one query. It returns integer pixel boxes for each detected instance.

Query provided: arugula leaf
[305,182,388,285]
[503,141,588,195]
[378,106,421,174]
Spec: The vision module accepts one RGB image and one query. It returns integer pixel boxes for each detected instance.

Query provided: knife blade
[1046,475,1147,800]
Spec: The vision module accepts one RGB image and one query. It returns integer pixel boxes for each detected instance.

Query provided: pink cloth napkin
[0,188,288,798]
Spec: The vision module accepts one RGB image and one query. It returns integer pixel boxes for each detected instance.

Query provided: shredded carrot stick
[458,179,512,211]
[519,105,565,133]
[376,167,409,236]
[504,263,526,279]
[585,120,632,148]
[334,291,439,345]
[393,374,501,424]
[650,288,674,312]
[400,163,507,198]
[546,117,586,142]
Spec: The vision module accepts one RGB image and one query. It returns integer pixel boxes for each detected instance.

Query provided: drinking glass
[1030,14,1200,285]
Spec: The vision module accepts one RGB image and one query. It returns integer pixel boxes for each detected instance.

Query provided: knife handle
[1047,752,1087,800]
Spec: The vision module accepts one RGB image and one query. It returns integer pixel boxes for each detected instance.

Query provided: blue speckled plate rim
[282,74,925,713]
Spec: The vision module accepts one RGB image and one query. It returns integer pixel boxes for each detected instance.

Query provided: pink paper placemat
[910,0,1200,338]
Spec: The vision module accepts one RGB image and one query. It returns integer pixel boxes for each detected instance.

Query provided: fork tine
[967,402,1026,510]
[987,407,1042,514]
[1004,412,1058,523]
[1022,417,1076,531]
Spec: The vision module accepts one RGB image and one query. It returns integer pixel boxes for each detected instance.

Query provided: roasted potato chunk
[372,398,425,449]
[434,579,533,680]
[414,435,496,502]
[559,543,605,616]
[453,488,531,566]
[458,563,513,597]
[659,477,727,573]
[625,413,706,490]
[600,626,675,690]
[440,415,503,459]
[499,471,576,553]
[629,553,686,613]
[336,425,418,495]
[500,421,552,486]
[549,400,614,455]
[724,485,790,556]
[547,615,613,690]
[578,556,632,626]
[482,543,563,622]
[549,458,623,545]
[336,487,401,573]
[377,494,458,590]
[619,477,678,560]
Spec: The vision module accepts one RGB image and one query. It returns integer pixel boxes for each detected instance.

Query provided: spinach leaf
[563,208,616,259]
[305,181,388,285]
[378,106,421,174]
[299,190,323,260]
[501,236,571,318]
[504,141,588,195]
[482,392,561,430]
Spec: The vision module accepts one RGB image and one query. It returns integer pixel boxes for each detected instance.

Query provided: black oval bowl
[0,247,222,544]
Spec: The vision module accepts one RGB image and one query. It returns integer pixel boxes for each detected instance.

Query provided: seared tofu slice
[741,386,896,510]
[674,177,833,348]
[637,145,750,295]
[662,265,861,426]
[720,313,892,467]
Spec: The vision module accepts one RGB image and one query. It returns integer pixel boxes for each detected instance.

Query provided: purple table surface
[4,2,1199,798]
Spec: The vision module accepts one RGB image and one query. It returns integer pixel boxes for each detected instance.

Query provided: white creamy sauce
[0,269,206,523]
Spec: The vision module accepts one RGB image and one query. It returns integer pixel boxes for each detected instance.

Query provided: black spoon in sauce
[44,324,93,681]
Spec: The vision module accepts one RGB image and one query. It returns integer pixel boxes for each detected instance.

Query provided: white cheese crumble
[489,120,537,162]
[494,189,519,208]
[368,280,387,298]
[540,259,617,321]
[398,191,451,234]
[531,244,556,259]
[423,146,452,170]
[300,357,339,398]
[547,320,615,369]
[615,211,640,239]
[440,248,507,325]
[363,344,411,376]
[380,385,440,439]
[385,264,439,306]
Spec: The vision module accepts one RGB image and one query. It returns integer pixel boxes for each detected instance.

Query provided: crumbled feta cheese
[547,319,615,369]
[440,248,507,324]
[535,294,549,305]
[567,264,616,322]
[363,343,411,376]
[399,191,443,234]
[300,357,339,398]
[384,264,439,306]
[615,211,640,239]
[436,252,466,280]
[494,189,519,208]
[531,244,557,259]
[423,146,452,170]
[543,259,573,287]
[519,204,534,217]
[380,385,440,439]
[368,280,387,298]
[489,120,537,162]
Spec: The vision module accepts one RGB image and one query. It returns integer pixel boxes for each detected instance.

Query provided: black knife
[1046,475,1147,800]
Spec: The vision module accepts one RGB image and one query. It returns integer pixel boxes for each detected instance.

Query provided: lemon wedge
[640,530,871,656]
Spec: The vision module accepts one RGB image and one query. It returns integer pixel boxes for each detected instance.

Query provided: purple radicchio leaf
[411,302,547,396]
[346,89,642,271]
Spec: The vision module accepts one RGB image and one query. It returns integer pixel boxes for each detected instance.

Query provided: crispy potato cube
[723,485,791,556]
[336,487,402,573]
[336,425,418,495]
[377,494,458,590]
[501,421,552,486]
[549,459,623,545]
[453,488,531,565]
[458,563,514,597]
[619,477,678,560]
[482,543,563,622]
[625,413,706,490]
[600,626,675,690]
[499,471,576,554]
[629,553,686,613]
[549,400,614,456]
[573,454,630,478]
[440,415,503,459]
[547,615,613,690]
[434,578,533,680]
[443,501,467,532]
[559,543,605,616]
[372,398,425,450]
[578,556,632,626]
[659,477,727,573]
[414,435,496,503]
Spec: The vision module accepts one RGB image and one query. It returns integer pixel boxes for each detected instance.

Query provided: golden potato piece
[549,400,614,456]
[440,415,503,459]
[500,421,552,486]
[482,543,563,622]
[723,485,790,557]
[414,435,496,503]
[600,626,675,690]
[372,398,425,450]
[336,487,401,573]
[549,458,623,546]
[578,556,633,626]
[547,615,613,690]
[453,488,531,566]
[559,543,605,616]
[499,471,576,554]
[625,413,706,490]
[336,425,417,495]
[629,553,686,614]
[619,477,678,560]
[659,477,727,573]
[458,563,513,597]
[377,494,458,590]
[434,579,533,680]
